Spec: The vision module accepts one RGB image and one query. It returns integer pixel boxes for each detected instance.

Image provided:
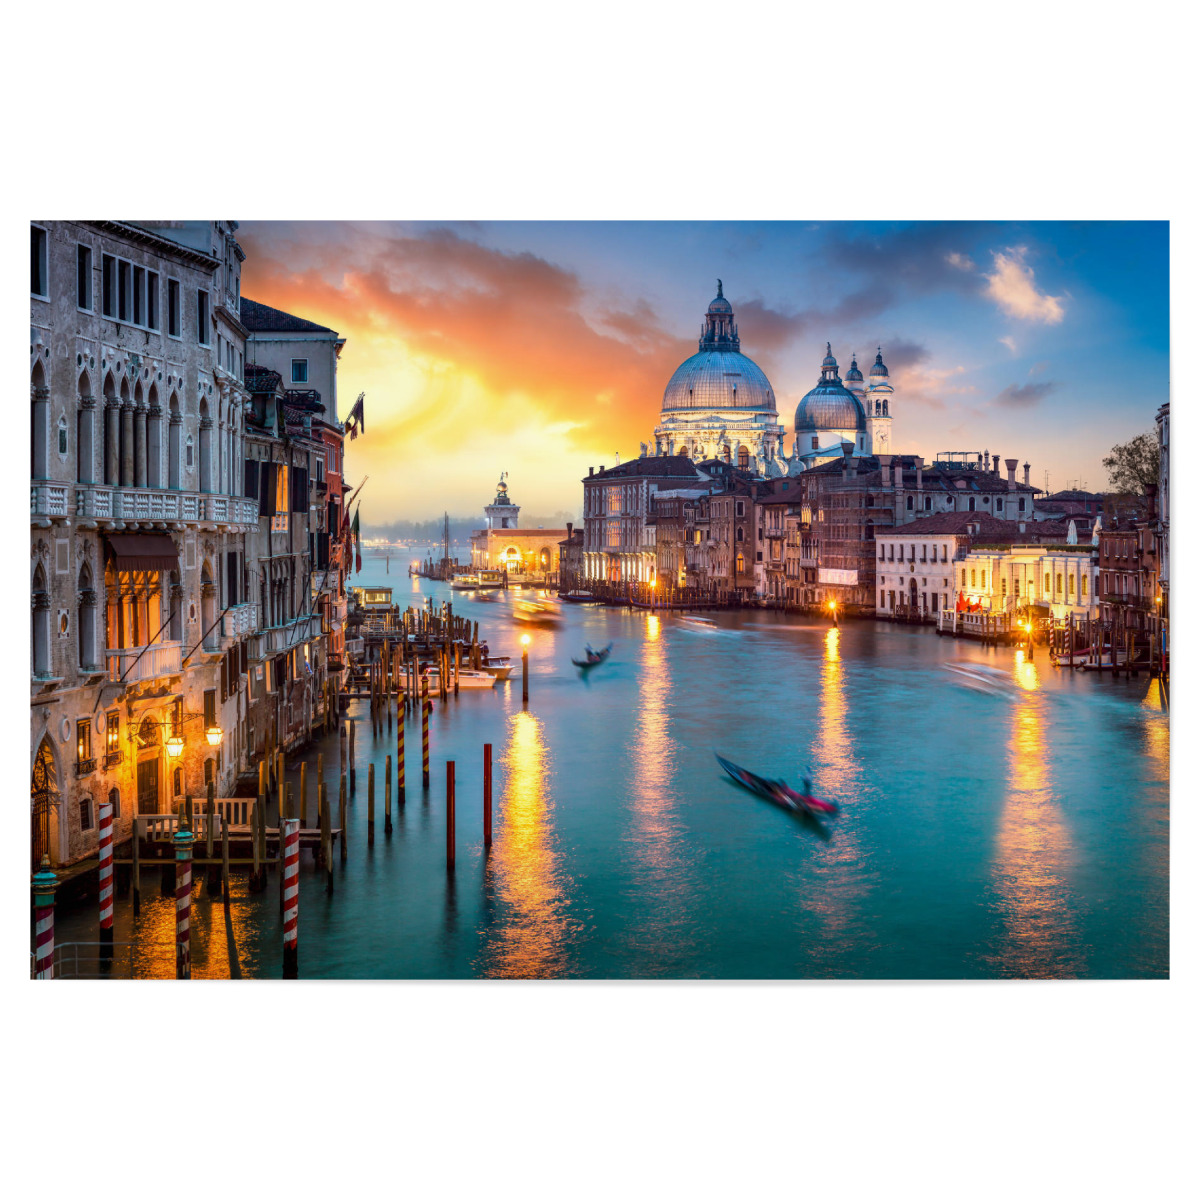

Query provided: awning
[104,533,179,572]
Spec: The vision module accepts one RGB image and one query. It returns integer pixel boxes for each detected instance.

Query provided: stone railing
[222,603,259,640]
[106,640,183,684]
[70,484,259,526]
[31,482,70,520]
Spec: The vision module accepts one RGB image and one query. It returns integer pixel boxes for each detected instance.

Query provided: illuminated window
[1068,575,1074,596]
[971,569,976,587]
[1056,573,1063,594]
[1044,573,1050,594]
[962,569,967,586]
[76,719,92,763]
[1082,575,1088,596]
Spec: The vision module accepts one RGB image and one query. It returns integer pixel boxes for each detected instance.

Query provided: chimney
[1023,462,1031,486]
[1006,458,1018,490]
[916,457,924,492]
[984,450,991,472]
[588,466,594,477]
[879,453,893,487]
[840,442,854,478]
[566,521,573,538]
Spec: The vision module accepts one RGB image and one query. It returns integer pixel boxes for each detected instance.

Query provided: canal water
[54,560,1170,979]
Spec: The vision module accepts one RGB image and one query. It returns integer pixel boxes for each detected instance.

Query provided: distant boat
[418,667,497,691]
[475,570,505,590]
[481,656,513,680]
[571,642,612,669]
[450,573,480,590]
[561,590,598,603]
[678,615,718,631]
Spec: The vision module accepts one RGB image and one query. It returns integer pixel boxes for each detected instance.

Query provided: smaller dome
[821,341,838,370]
[845,355,863,382]
[870,348,889,378]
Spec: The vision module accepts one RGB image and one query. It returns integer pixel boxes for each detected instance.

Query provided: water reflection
[477,710,577,977]
[797,627,872,974]
[988,657,1085,978]
[623,614,696,973]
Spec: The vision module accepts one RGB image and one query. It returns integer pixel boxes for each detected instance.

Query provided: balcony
[104,750,124,768]
[252,614,322,658]
[106,640,183,685]
[75,758,97,777]
[31,482,70,523]
[69,484,260,528]
[221,603,259,641]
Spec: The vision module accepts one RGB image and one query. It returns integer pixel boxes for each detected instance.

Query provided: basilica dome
[661,281,776,413]
[794,345,866,434]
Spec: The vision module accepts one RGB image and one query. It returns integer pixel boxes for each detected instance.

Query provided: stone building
[1155,401,1169,619]
[469,475,568,578]
[1097,523,1158,633]
[30,220,260,869]
[557,526,584,590]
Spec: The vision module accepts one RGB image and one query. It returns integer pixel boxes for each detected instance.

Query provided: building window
[118,260,131,322]
[736,501,744,517]
[924,495,932,511]
[106,712,120,756]
[1019,497,1026,512]
[31,225,49,298]
[186,436,194,468]
[1056,573,1063,594]
[968,497,976,512]
[1082,575,1088,596]
[203,688,216,728]
[109,787,121,821]
[995,499,1003,513]
[1045,572,1051,594]
[77,719,92,763]
[906,496,914,511]
[291,359,309,383]
[147,271,160,330]
[102,255,116,317]
[1068,575,1075,596]
[77,244,92,310]
[962,569,967,587]
[197,289,210,344]
[133,265,146,325]
[174,768,182,797]
[971,569,976,587]
[80,796,93,833]
[167,278,181,337]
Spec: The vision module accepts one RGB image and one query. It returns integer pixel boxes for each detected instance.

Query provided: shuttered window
[244,458,259,499]
[226,551,238,607]
[259,462,277,516]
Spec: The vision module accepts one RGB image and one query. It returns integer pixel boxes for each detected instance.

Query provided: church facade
[469,474,568,577]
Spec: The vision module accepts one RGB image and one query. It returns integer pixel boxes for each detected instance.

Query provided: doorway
[137,757,159,815]
[31,737,58,869]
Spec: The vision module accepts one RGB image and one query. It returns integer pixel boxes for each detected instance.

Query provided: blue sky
[240,220,1169,521]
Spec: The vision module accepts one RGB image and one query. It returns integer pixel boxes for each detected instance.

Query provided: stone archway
[31,736,59,869]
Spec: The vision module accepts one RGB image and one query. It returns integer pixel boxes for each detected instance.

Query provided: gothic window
[137,717,159,749]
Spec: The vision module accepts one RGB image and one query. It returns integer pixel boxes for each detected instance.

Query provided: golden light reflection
[989,687,1084,977]
[1012,649,1040,693]
[1139,682,1170,783]
[624,611,695,972]
[479,710,575,978]
[798,623,869,971]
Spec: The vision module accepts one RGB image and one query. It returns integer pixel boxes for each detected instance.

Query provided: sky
[238,221,1169,526]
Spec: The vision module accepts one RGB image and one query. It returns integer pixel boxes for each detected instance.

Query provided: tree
[1102,432,1159,495]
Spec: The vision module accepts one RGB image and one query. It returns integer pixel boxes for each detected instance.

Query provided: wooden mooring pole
[483,742,492,849]
[349,719,357,795]
[446,760,456,871]
[368,762,376,846]
[385,755,393,835]
[339,774,347,862]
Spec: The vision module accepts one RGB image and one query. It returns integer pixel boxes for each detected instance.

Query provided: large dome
[794,345,866,433]
[662,350,776,413]
[661,281,776,413]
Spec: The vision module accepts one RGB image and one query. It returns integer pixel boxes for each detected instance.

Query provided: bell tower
[865,347,894,455]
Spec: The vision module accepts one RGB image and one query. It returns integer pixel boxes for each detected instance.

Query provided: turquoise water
[52,563,1170,978]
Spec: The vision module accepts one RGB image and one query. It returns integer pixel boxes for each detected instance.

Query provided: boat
[481,656,513,680]
[513,599,561,627]
[714,754,835,824]
[420,668,497,690]
[943,662,1013,695]
[450,573,480,591]
[561,590,598,603]
[678,614,718,630]
[475,569,505,590]
[571,642,612,669]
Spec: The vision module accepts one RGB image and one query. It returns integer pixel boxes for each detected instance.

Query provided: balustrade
[105,640,183,684]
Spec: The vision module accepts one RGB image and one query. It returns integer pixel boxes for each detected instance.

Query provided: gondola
[714,754,837,821]
[571,642,612,669]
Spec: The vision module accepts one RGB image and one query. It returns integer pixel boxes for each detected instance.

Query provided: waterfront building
[557,525,584,591]
[470,475,569,578]
[581,456,704,583]
[651,283,788,473]
[241,297,349,681]
[30,220,260,868]
[753,476,807,604]
[1155,401,1169,619]
[1097,522,1158,633]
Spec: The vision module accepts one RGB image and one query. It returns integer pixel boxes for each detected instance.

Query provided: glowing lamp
[205,726,223,747]
[166,735,184,759]
[520,634,531,647]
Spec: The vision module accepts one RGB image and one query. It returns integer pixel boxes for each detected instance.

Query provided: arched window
[32,563,51,677]
[1055,573,1063,594]
[78,564,97,671]
[77,371,94,484]
[198,398,212,492]
[168,393,182,489]
[737,445,750,469]
[201,562,216,647]
[103,372,119,485]
[147,383,161,489]
[736,527,744,542]
[168,570,182,641]
[906,495,914,511]
[31,360,49,479]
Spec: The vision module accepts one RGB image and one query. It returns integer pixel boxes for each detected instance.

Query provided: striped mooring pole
[282,818,300,979]
[98,801,114,948]
[175,812,194,980]
[33,855,57,979]
[397,702,405,804]
[422,699,432,789]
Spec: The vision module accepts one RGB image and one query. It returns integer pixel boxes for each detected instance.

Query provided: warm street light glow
[205,726,223,747]
[166,735,184,758]
[827,599,836,610]
[520,634,531,647]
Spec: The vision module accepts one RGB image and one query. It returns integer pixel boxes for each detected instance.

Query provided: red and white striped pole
[174,813,193,980]
[32,856,57,979]
[98,801,114,950]
[282,817,299,979]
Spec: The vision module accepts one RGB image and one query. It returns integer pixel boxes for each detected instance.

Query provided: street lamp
[166,735,185,759]
[520,633,531,704]
[205,726,223,747]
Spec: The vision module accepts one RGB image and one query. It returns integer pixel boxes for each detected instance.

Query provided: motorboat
[678,614,718,631]
[475,570,505,590]
[450,573,480,590]
[421,667,497,690]
[513,598,561,627]
[571,642,612,669]
[561,590,598,603]
[481,656,513,680]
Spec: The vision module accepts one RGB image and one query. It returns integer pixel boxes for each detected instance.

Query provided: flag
[345,392,366,440]
[351,506,361,574]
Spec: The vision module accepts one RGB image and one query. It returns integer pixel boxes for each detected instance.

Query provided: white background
[3,3,1194,1196]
